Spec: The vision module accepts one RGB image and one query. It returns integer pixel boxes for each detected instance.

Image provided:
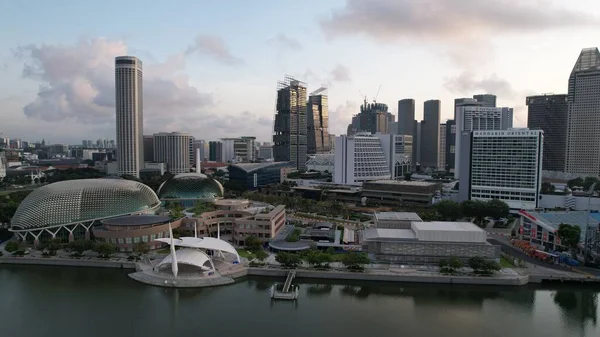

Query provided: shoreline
[0,256,136,269]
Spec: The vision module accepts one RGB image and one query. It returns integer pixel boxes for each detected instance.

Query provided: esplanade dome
[11,179,161,232]
[157,173,224,205]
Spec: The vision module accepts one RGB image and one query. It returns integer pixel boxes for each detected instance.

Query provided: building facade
[143,135,154,162]
[115,56,144,178]
[258,144,273,160]
[438,124,446,170]
[228,162,294,190]
[397,99,415,136]
[153,132,192,174]
[307,88,330,154]
[351,101,392,135]
[273,76,308,171]
[459,129,543,210]
[208,141,222,162]
[334,133,391,185]
[566,48,600,175]
[526,94,568,172]
[473,94,497,108]
[420,100,441,169]
[233,205,286,246]
[377,133,413,178]
[454,106,513,178]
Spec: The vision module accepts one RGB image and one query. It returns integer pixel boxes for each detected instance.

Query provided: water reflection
[553,291,598,328]
[306,284,333,297]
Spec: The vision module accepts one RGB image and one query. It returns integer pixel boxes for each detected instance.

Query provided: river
[0,265,598,337]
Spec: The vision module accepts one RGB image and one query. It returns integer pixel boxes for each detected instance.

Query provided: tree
[68,240,88,254]
[4,241,22,252]
[435,200,462,221]
[134,242,150,256]
[541,182,555,194]
[341,252,370,270]
[94,242,116,258]
[567,177,584,188]
[45,238,62,255]
[461,200,487,225]
[245,236,262,252]
[556,223,582,257]
[404,172,412,181]
[468,256,486,273]
[275,252,301,268]
[485,199,510,220]
[448,256,463,271]
[254,249,268,262]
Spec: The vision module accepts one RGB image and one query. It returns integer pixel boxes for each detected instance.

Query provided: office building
[273,75,308,171]
[237,136,256,162]
[438,124,446,170]
[209,141,222,162]
[454,106,513,178]
[566,48,600,175]
[397,99,415,136]
[115,56,144,178]
[334,133,391,185]
[193,139,206,164]
[228,162,295,190]
[459,129,543,210]
[0,151,6,179]
[307,87,330,154]
[420,100,441,169]
[473,94,497,108]
[377,133,413,178]
[350,99,394,135]
[258,144,273,160]
[444,120,456,172]
[362,180,442,206]
[412,121,421,169]
[526,94,568,172]
[143,135,154,162]
[153,132,192,174]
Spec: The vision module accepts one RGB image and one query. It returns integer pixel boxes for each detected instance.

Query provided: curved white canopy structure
[157,248,215,273]
[155,236,240,263]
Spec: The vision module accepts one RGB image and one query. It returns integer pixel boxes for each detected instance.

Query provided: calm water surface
[0,265,598,337]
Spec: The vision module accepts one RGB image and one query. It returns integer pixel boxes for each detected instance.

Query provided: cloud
[186,34,243,65]
[444,71,515,98]
[321,0,599,43]
[330,100,358,135]
[14,38,213,129]
[329,64,351,82]
[268,34,302,51]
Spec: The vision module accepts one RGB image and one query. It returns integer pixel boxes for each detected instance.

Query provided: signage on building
[474,130,540,137]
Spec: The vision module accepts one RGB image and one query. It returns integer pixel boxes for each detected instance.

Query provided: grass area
[500,256,515,268]
[236,249,256,260]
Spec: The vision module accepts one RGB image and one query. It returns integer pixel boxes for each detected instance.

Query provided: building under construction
[273,75,307,171]
[307,87,330,155]
[349,99,394,135]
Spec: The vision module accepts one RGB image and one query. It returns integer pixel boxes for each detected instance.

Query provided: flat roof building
[362,180,441,206]
[334,133,391,185]
[374,212,422,229]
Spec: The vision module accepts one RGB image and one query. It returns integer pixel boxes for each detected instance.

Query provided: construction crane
[373,85,382,103]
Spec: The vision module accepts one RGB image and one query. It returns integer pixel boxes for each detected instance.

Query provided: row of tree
[426,199,510,224]
[0,190,32,224]
[6,239,121,258]
[438,256,501,275]
[275,250,370,270]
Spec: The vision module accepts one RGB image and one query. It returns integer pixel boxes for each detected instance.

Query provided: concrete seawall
[247,268,530,286]
[0,256,136,269]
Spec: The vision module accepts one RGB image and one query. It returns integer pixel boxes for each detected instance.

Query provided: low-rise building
[374,212,422,229]
[362,180,442,206]
[362,221,500,264]
[233,205,286,245]
[228,162,294,190]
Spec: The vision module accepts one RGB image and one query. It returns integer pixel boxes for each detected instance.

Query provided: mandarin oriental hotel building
[458,129,543,210]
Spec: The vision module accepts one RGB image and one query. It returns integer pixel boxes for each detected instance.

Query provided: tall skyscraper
[473,94,497,108]
[350,100,392,134]
[153,132,191,174]
[420,100,441,169]
[445,120,456,172]
[307,87,330,154]
[454,106,513,178]
[453,98,481,120]
[412,120,421,169]
[273,76,307,170]
[209,141,222,162]
[566,48,600,175]
[115,56,143,178]
[397,99,415,136]
[527,94,568,172]
[143,135,154,162]
[438,123,446,170]
[334,133,391,184]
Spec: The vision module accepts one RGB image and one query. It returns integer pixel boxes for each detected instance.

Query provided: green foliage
[557,223,581,257]
[93,242,116,258]
[305,250,333,269]
[485,199,510,220]
[44,238,62,254]
[166,202,185,219]
[4,241,21,252]
[449,256,463,270]
[341,252,370,270]
[67,240,89,254]
[439,256,462,273]
[418,210,441,222]
[275,252,302,268]
[134,242,150,255]
[0,190,33,224]
[435,200,462,221]
[285,228,303,242]
[254,249,268,262]
[46,168,105,183]
[541,182,555,194]
[192,201,215,216]
[468,256,501,275]
[404,172,412,181]
[245,236,263,252]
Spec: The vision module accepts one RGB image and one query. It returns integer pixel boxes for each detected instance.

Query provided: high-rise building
[459,129,543,210]
[334,133,391,184]
[349,100,392,135]
[208,141,222,162]
[153,132,191,174]
[377,133,413,178]
[259,144,273,160]
[420,100,441,169]
[0,151,6,179]
[188,137,195,168]
[397,99,415,136]
[328,134,335,153]
[115,56,144,178]
[221,138,236,163]
[473,94,497,108]
[566,48,600,175]
[273,75,307,170]
[412,120,421,169]
[453,98,482,120]
[307,88,330,154]
[193,140,206,162]
[439,124,446,170]
[143,135,154,162]
[526,94,568,172]
[454,106,513,178]
[445,120,455,171]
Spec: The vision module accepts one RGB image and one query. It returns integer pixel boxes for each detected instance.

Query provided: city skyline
[1,0,600,144]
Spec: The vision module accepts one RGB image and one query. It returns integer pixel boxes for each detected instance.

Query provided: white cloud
[186,34,243,65]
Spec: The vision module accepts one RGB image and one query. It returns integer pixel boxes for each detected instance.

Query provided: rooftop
[375,212,422,222]
[363,228,417,241]
[102,215,172,226]
[520,210,600,236]
[366,180,437,187]
[230,161,293,173]
[412,221,484,232]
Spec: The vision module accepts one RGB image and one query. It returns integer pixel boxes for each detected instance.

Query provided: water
[0,265,598,337]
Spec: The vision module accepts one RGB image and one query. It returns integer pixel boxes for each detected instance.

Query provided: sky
[1,0,600,145]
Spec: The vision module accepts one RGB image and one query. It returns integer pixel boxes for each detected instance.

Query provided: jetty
[270,270,299,300]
